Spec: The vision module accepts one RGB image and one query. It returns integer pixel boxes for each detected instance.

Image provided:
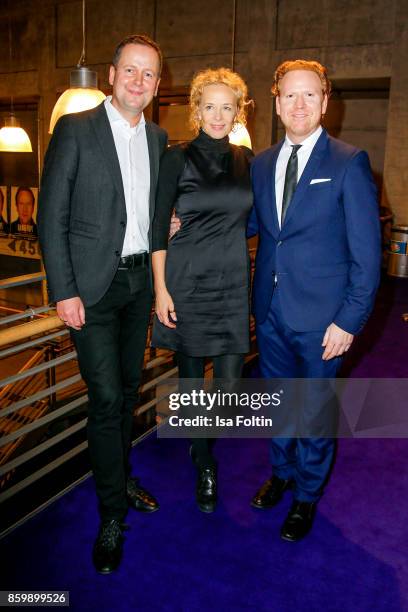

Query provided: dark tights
[176,352,244,467]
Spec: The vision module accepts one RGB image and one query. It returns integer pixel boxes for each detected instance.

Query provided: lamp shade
[229,123,252,148]
[0,115,32,153]
[49,67,106,133]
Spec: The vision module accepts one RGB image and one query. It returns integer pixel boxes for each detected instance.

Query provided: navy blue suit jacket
[248,129,381,334]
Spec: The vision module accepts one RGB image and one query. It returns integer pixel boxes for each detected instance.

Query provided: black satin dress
[151,130,253,357]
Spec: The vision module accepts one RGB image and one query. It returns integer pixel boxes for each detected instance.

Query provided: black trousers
[71,266,152,521]
[176,352,244,468]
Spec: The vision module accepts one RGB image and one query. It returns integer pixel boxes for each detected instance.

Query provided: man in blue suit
[249,60,381,541]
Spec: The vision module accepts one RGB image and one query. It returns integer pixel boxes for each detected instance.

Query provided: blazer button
[120,221,125,227]
[277,240,283,246]
[115,250,120,256]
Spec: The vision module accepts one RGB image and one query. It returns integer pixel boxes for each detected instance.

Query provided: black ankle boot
[196,465,217,513]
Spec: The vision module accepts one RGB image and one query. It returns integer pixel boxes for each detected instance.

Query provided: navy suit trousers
[256,287,342,502]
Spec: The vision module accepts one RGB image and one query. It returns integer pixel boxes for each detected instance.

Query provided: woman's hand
[155,287,177,328]
[169,213,181,239]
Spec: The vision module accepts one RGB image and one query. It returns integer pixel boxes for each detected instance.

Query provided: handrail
[0,315,64,348]
[0,351,76,388]
[0,351,45,401]
[0,273,45,290]
[0,329,69,359]
[0,305,55,326]
[0,419,87,477]
[0,441,89,503]
[0,396,87,448]
[0,375,82,418]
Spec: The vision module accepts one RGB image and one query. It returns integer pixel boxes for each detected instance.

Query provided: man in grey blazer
[38,34,167,574]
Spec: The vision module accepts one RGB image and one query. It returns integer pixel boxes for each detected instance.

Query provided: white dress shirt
[104,96,150,256]
[275,126,323,228]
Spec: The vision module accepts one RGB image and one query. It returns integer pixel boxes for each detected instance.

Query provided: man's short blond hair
[271,60,331,97]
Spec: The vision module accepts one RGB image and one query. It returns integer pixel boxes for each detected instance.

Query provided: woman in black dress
[151,68,253,512]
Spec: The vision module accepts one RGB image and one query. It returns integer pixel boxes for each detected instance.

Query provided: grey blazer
[38,102,168,307]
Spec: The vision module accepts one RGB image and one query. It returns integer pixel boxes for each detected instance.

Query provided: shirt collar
[284,125,323,151]
[104,95,146,130]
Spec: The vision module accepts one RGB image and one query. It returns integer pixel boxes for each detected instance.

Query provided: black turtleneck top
[152,129,252,252]
[150,128,253,355]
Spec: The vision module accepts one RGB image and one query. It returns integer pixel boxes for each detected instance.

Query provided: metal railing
[0,321,178,504]
[0,249,258,534]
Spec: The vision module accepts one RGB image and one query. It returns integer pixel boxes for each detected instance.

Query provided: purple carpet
[1,275,408,611]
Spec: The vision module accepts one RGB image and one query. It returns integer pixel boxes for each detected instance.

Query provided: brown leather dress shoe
[251,475,292,509]
[127,477,159,513]
[280,500,316,542]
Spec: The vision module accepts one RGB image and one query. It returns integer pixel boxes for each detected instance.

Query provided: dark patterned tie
[281,144,302,224]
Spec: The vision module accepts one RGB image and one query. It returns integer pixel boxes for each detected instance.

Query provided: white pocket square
[310,178,332,184]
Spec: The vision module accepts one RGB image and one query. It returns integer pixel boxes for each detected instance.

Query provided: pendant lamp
[227,0,252,149]
[0,114,32,153]
[0,4,33,153]
[229,123,252,148]
[49,0,105,133]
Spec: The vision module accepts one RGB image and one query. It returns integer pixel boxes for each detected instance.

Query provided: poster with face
[10,186,38,239]
[0,186,8,235]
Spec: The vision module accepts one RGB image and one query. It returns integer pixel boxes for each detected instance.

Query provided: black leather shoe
[93,519,127,574]
[251,476,291,509]
[127,477,159,513]
[280,500,316,542]
[196,466,217,513]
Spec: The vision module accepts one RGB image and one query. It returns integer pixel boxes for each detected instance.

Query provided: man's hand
[56,297,85,330]
[155,288,177,328]
[169,212,181,239]
[322,323,354,360]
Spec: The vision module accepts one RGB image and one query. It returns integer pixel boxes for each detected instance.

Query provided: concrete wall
[0,0,406,221]
[382,0,408,223]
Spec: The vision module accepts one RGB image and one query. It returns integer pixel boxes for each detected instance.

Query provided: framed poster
[10,186,38,240]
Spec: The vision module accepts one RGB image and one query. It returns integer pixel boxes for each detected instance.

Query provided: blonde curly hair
[189,67,250,135]
[271,60,331,98]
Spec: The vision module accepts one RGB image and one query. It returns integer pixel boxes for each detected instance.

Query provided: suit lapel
[145,121,159,220]
[267,142,284,236]
[89,103,126,206]
[282,129,328,228]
